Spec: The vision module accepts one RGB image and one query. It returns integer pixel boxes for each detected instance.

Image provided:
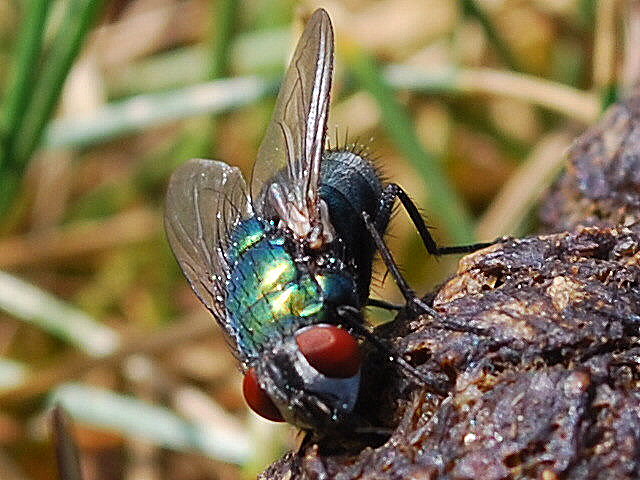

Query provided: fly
[165,8,492,432]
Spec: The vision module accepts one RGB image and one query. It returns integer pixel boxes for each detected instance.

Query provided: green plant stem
[192,0,240,158]
[9,0,104,169]
[349,49,476,243]
[0,0,50,168]
[600,83,619,111]
[460,0,521,72]
[209,0,239,80]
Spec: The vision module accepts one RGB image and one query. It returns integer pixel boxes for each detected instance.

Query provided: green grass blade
[0,0,50,166]
[0,271,120,357]
[50,383,251,465]
[460,0,521,72]
[209,0,239,80]
[43,65,598,153]
[190,0,241,158]
[0,175,22,224]
[600,83,619,112]
[9,0,104,168]
[349,49,476,243]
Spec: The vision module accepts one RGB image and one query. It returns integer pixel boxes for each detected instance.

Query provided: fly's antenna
[51,405,84,480]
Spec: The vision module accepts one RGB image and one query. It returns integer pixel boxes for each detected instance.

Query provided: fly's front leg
[362,211,487,336]
[375,183,496,255]
[366,298,402,311]
[337,305,449,393]
[362,212,444,319]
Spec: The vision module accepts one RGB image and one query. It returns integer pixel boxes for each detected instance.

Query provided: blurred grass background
[0,0,635,478]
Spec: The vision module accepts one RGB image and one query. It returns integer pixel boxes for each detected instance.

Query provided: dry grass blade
[0,358,27,390]
[593,0,618,91]
[0,208,158,268]
[44,76,274,149]
[0,314,211,405]
[0,450,30,480]
[50,384,251,464]
[476,130,574,238]
[622,0,640,91]
[385,66,600,124]
[0,272,120,357]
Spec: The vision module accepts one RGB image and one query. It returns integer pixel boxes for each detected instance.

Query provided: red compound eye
[296,325,361,378]
[242,368,284,422]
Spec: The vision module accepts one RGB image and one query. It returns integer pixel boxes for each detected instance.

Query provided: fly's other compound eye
[296,325,361,378]
[242,368,285,422]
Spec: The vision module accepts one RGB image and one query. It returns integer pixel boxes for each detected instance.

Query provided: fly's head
[242,324,362,431]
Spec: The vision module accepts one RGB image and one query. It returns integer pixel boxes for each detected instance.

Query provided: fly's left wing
[165,159,253,357]
[250,9,334,243]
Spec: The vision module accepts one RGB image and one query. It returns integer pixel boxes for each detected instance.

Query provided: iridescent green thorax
[225,218,357,360]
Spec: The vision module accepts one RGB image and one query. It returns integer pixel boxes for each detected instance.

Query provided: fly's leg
[375,183,496,255]
[366,298,402,310]
[337,305,449,394]
[362,211,487,336]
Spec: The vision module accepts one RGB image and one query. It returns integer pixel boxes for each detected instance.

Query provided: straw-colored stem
[593,0,618,89]
[622,0,640,91]
[476,130,574,239]
[0,314,212,405]
[385,66,600,124]
[0,208,158,268]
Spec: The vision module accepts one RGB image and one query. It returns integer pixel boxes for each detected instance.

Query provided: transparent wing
[251,8,334,232]
[165,159,252,343]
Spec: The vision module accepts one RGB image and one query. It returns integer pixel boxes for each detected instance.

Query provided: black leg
[363,211,417,302]
[362,212,488,337]
[375,183,496,256]
[367,298,402,311]
[337,305,449,394]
